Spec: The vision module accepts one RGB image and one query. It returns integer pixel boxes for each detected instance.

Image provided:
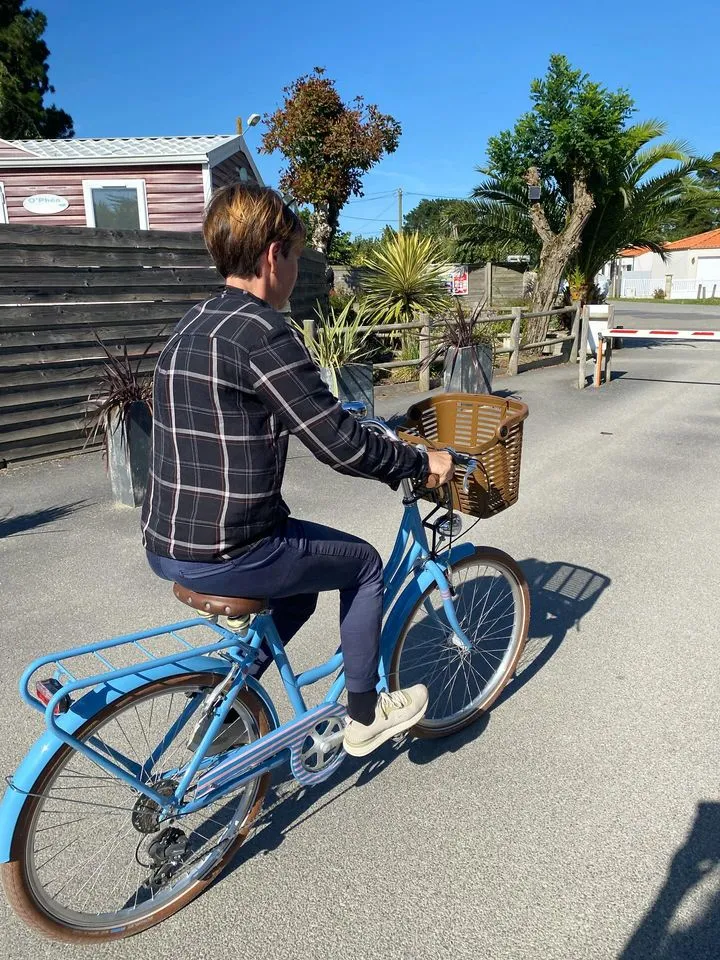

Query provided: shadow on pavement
[0,501,89,539]
[219,557,609,883]
[503,558,610,702]
[619,377,720,386]
[619,802,720,960]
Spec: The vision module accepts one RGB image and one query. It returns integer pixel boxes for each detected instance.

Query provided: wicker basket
[397,392,529,518]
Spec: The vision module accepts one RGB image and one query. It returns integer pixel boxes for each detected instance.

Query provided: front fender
[378,541,476,685]
[0,656,279,863]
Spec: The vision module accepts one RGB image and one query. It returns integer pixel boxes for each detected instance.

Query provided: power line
[403,191,470,200]
[344,191,396,204]
[341,197,397,223]
[342,214,395,222]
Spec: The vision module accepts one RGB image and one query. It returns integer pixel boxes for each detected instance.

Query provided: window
[82,179,148,229]
[0,183,7,224]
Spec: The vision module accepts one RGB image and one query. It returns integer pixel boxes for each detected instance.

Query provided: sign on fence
[446,265,469,296]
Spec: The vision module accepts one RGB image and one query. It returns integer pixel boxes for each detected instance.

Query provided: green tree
[0,0,73,138]
[299,207,383,265]
[460,120,700,311]
[459,55,704,315]
[662,162,720,240]
[327,228,355,264]
[404,198,465,234]
[462,55,635,310]
[260,68,400,256]
[568,122,700,299]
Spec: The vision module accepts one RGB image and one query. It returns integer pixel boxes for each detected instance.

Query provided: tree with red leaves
[261,68,400,255]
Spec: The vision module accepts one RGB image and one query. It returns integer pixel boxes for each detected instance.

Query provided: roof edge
[0,154,210,169]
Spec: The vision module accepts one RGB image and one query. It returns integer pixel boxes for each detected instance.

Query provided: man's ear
[267,241,282,270]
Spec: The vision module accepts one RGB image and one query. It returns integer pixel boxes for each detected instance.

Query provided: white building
[613,228,720,299]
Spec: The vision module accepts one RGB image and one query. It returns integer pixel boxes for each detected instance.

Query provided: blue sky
[40,0,719,236]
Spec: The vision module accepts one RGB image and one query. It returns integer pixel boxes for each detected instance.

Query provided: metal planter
[106,401,152,507]
[320,363,375,418]
[442,344,493,394]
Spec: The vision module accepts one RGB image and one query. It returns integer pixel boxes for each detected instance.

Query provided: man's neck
[225,275,274,307]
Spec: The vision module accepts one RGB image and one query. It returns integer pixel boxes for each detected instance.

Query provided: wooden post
[419,313,431,392]
[485,261,493,307]
[303,317,317,348]
[594,334,604,388]
[578,305,590,389]
[508,307,522,376]
[569,303,581,363]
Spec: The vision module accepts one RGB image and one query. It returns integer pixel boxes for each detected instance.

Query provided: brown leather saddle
[172,583,267,618]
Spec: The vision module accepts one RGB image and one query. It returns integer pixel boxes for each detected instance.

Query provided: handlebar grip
[424,473,441,489]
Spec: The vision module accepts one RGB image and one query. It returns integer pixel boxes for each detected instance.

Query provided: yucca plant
[297,297,378,396]
[362,230,451,325]
[422,300,494,369]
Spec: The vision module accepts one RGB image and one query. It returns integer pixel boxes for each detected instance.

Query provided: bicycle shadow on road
[619,802,720,960]
[218,558,610,883]
[505,557,610,701]
[405,558,610,767]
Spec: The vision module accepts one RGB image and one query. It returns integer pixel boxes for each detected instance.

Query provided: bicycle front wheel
[2,673,271,942]
[390,547,530,738]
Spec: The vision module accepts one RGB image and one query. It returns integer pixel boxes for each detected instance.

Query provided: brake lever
[462,458,479,494]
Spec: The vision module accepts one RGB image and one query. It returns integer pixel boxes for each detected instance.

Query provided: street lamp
[236,113,261,135]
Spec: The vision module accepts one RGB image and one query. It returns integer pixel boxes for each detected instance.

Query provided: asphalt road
[1,347,719,960]
[613,300,720,330]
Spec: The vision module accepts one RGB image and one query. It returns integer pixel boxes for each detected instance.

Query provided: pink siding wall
[211,151,256,190]
[0,164,206,230]
[0,140,34,159]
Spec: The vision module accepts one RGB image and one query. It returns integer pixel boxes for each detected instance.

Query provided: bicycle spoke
[20,676,266,932]
[393,554,526,729]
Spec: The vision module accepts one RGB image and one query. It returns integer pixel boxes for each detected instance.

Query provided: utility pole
[398,187,403,233]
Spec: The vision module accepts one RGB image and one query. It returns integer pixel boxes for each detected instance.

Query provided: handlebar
[340,404,475,495]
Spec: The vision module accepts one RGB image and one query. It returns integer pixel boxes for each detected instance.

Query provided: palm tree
[457,121,703,315]
[569,122,699,301]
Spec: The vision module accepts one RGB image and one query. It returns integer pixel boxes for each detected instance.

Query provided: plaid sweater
[141,287,427,561]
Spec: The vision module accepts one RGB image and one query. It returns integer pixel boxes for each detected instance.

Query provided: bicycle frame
[6,486,475,826]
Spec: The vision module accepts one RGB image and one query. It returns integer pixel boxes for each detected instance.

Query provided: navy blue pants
[147,518,384,695]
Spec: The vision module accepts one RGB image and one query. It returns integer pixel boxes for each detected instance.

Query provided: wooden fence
[332,261,527,307]
[0,224,328,466]
[302,303,582,391]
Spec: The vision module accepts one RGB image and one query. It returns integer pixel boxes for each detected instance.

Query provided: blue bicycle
[0,394,530,942]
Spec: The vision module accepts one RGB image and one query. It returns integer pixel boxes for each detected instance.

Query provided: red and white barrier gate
[594,327,720,387]
[606,328,720,341]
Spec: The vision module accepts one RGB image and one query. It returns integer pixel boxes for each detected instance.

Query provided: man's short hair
[203,183,306,279]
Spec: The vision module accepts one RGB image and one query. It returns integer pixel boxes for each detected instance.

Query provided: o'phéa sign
[23,194,69,215]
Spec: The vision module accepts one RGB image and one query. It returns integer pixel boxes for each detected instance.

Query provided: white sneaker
[343,685,429,757]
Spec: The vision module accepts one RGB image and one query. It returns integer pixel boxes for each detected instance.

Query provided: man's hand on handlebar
[426,450,454,488]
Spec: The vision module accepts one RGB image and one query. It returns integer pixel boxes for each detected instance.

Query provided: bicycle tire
[2,672,272,943]
[389,547,530,739]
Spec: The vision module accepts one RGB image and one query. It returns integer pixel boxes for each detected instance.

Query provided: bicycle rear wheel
[2,672,271,942]
[389,547,529,738]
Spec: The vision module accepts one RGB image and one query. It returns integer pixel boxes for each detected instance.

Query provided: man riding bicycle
[141,183,454,756]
